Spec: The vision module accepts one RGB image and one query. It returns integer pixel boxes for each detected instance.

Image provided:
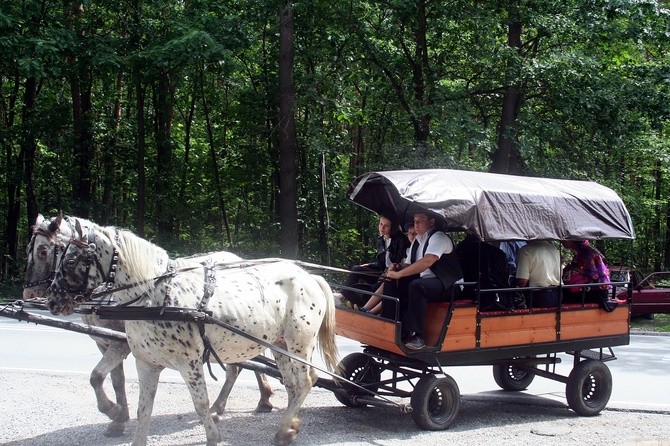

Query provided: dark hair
[379,213,401,235]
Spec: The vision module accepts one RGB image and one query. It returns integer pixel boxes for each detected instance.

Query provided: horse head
[47,220,116,315]
[23,211,73,300]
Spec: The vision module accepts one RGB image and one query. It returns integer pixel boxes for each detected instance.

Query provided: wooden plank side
[424,305,478,351]
[561,306,629,340]
[480,313,557,348]
[335,308,403,355]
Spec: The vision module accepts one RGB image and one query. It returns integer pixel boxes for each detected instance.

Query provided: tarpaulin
[346,169,635,241]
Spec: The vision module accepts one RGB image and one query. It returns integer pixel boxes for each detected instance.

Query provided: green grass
[0,282,22,304]
[630,313,670,333]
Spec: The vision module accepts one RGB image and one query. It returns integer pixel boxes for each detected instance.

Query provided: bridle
[23,222,70,289]
[51,227,119,301]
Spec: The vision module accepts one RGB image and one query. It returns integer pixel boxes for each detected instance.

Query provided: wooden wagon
[331,169,633,430]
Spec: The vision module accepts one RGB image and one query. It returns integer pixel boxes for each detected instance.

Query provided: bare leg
[362,283,384,313]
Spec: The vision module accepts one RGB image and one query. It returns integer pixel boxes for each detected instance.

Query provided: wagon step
[566,348,617,362]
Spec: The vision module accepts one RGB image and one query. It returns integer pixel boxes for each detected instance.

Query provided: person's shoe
[345,300,353,309]
[405,336,426,350]
[359,307,370,313]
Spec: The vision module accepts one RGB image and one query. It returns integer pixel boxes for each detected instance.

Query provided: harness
[23,217,76,289]
[60,234,232,380]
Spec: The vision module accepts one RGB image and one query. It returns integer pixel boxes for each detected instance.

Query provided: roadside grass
[0,282,22,303]
[631,314,670,333]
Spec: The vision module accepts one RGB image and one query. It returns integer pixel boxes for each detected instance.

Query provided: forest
[1,0,669,288]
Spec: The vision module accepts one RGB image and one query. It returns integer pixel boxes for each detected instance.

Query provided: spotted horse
[47,220,338,446]
[24,213,274,438]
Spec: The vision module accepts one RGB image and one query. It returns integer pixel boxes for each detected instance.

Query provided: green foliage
[0,0,669,279]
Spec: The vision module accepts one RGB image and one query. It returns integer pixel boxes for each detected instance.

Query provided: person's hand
[386,269,401,280]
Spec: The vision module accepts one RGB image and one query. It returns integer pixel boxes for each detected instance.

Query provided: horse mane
[108,226,169,282]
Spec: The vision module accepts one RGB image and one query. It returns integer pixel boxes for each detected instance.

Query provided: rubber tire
[492,361,536,391]
[410,374,460,430]
[566,360,612,416]
[333,353,381,408]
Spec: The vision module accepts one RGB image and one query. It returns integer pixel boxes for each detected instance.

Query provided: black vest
[410,229,463,292]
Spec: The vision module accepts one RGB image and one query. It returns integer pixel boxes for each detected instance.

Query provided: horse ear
[35,214,45,226]
[48,212,63,233]
[75,219,83,239]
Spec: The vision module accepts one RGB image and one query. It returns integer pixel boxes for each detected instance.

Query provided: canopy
[346,169,635,241]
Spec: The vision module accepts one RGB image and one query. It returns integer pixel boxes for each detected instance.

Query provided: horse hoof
[103,422,125,437]
[254,403,273,413]
[211,412,221,422]
[290,418,300,433]
[272,429,297,446]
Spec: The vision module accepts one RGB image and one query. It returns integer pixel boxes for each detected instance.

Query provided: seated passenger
[341,214,409,308]
[515,240,561,307]
[383,212,463,350]
[360,223,417,315]
[456,233,523,310]
[561,240,611,307]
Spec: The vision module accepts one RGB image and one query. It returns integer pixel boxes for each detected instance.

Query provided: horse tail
[313,274,339,372]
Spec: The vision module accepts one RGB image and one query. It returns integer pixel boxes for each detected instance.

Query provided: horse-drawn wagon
[332,169,634,430]
[1,168,635,444]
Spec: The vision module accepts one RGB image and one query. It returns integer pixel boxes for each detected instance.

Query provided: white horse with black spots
[46,220,338,446]
[24,213,274,438]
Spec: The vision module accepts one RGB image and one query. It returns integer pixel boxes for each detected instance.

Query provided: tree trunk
[101,71,124,225]
[278,0,298,259]
[200,70,232,246]
[412,0,430,148]
[154,69,175,242]
[132,0,145,236]
[490,3,525,175]
[653,159,662,271]
[66,0,94,217]
[3,76,36,280]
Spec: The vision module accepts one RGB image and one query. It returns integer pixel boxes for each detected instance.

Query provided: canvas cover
[347,169,635,241]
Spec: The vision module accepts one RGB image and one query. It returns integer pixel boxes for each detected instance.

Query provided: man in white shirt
[385,212,463,350]
[515,240,561,307]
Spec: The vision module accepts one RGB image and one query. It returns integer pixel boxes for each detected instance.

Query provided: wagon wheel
[333,353,382,408]
[566,360,612,416]
[410,374,460,430]
[492,357,536,391]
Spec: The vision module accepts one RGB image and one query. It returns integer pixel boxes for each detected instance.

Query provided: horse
[46,220,338,446]
[24,213,273,437]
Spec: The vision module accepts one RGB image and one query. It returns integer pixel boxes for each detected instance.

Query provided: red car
[609,266,670,318]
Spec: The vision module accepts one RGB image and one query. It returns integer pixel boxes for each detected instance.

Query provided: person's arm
[516,278,529,287]
[386,254,439,280]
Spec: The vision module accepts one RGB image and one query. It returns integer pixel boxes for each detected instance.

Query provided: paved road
[1,311,669,445]
[2,311,669,411]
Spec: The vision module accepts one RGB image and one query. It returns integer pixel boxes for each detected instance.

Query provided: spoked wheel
[334,353,382,408]
[566,360,612,416]
[410,374,460,430]
[492,358,536,391]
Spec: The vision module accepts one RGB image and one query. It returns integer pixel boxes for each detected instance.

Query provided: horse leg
[180,361,221,446]
[106,344,132,435]
[210,363,274,418]
[132,360,163,446]
[271,353,317,446]
[90,340,131,437]
[209,363,240,419]
[253,370,274,413]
